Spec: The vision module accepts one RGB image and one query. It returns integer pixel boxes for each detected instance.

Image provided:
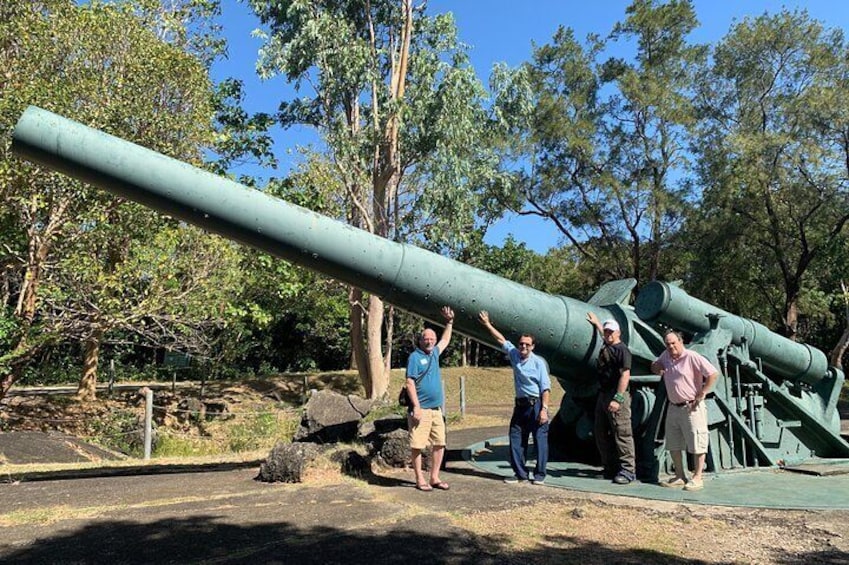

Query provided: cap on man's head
[602,320,620,332]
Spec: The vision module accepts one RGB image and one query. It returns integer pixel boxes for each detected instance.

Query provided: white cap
[602,320,620,332]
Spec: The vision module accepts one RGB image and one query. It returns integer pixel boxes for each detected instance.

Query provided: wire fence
[1,376,477,462]
[0,387,302,461]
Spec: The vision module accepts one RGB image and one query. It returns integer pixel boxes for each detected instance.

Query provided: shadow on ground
[4,514,839,565]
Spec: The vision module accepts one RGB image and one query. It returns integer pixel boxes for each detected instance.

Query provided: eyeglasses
[517,343,533,348]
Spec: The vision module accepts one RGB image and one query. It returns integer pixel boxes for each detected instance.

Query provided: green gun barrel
[11,106,653,381]
[635,281,828,385]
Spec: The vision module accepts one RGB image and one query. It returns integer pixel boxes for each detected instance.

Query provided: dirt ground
[1,426,849,564]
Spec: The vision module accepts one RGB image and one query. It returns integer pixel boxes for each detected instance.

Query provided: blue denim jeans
[508,401,549,481]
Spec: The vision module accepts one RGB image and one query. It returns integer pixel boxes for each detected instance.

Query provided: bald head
[419,328,437,353]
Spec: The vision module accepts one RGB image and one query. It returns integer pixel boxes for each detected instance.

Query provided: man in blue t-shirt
[405,305,455,492]
[478,311,552,485]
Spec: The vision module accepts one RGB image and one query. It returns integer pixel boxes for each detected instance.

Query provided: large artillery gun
[11,106,849,480]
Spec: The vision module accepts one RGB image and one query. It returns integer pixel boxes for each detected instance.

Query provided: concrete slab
[466,435,849,510]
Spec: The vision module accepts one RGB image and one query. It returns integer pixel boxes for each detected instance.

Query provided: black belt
[515,397,538,407]
[670,400,692,407]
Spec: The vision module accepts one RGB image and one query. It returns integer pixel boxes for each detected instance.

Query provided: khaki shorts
[665,401,709,454]
[408,408,446,450]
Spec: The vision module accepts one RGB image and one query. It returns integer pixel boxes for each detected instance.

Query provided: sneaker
[683,477,704,491]
[530,477,545,485]
[503,476,527,484]
[613,471,635,485]
[660,476,688,488]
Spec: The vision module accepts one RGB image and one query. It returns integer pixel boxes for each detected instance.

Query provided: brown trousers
[594,390,636,475]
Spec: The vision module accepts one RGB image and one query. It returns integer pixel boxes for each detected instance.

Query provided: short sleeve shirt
[406,346,443,409]
[597,341,631,392]
[503,341,551,398]
[655,349,717,404]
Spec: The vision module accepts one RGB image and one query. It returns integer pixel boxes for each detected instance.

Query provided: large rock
[294,390,373,443]
[375,428,410,468]
[257,441,322,483]
[358,415,410,468]
[330,449,372,479]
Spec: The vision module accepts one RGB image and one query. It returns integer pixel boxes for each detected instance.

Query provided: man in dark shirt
[587,312,636,484]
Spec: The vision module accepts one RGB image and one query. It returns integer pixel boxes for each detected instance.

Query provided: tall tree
[491,0,705,283]
[692,9,849,340]
[248,0,497,398]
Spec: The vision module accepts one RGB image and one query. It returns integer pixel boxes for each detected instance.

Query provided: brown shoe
[660,476,688,488]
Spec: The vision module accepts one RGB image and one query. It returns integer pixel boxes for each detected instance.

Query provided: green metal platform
[465,436,849,510]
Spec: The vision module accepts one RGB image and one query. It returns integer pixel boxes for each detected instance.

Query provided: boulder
[358,414,410,468]
[257,441,322,483]
[375,428,410,468]
[176,397,204,423]
[330,449,372,479]
[203,401,230,420]
[294,390,373,443]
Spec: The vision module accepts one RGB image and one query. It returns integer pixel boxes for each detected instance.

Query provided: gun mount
[12,106,849,479]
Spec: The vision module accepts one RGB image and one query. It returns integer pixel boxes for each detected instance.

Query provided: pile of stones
[257,389,430,483]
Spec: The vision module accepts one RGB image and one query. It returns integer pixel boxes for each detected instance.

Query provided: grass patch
[153,409,300,458]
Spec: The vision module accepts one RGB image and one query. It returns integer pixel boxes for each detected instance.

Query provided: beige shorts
[665,401,709,454]
[408,408,446,450]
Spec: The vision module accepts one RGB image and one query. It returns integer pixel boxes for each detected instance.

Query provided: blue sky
[211,0,849,253]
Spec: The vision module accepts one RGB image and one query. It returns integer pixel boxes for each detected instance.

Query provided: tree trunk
[0,347,31,400]
[366,294,389,399]
[830,327,849,369]
[783,290,800,341]
[383,304,394,376]
[77,327,104,402]
[349,286,370,393]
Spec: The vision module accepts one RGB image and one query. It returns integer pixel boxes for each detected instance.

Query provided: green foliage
[0,0,247,393]
[207,78,278,182]
[86,408,144,457]
[215,244,352,374]
[151,434,207,458]
[490,0,706,283]
[688,8,849,340]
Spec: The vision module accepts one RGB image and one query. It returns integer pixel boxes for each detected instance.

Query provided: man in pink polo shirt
[651,330,718,491]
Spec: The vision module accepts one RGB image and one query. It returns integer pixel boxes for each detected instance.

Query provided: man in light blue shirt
[479,311,552,484]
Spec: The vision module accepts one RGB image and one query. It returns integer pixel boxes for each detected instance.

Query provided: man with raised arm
[586,312,636,485]
[478,310,551,485]
[405,306,455,491]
